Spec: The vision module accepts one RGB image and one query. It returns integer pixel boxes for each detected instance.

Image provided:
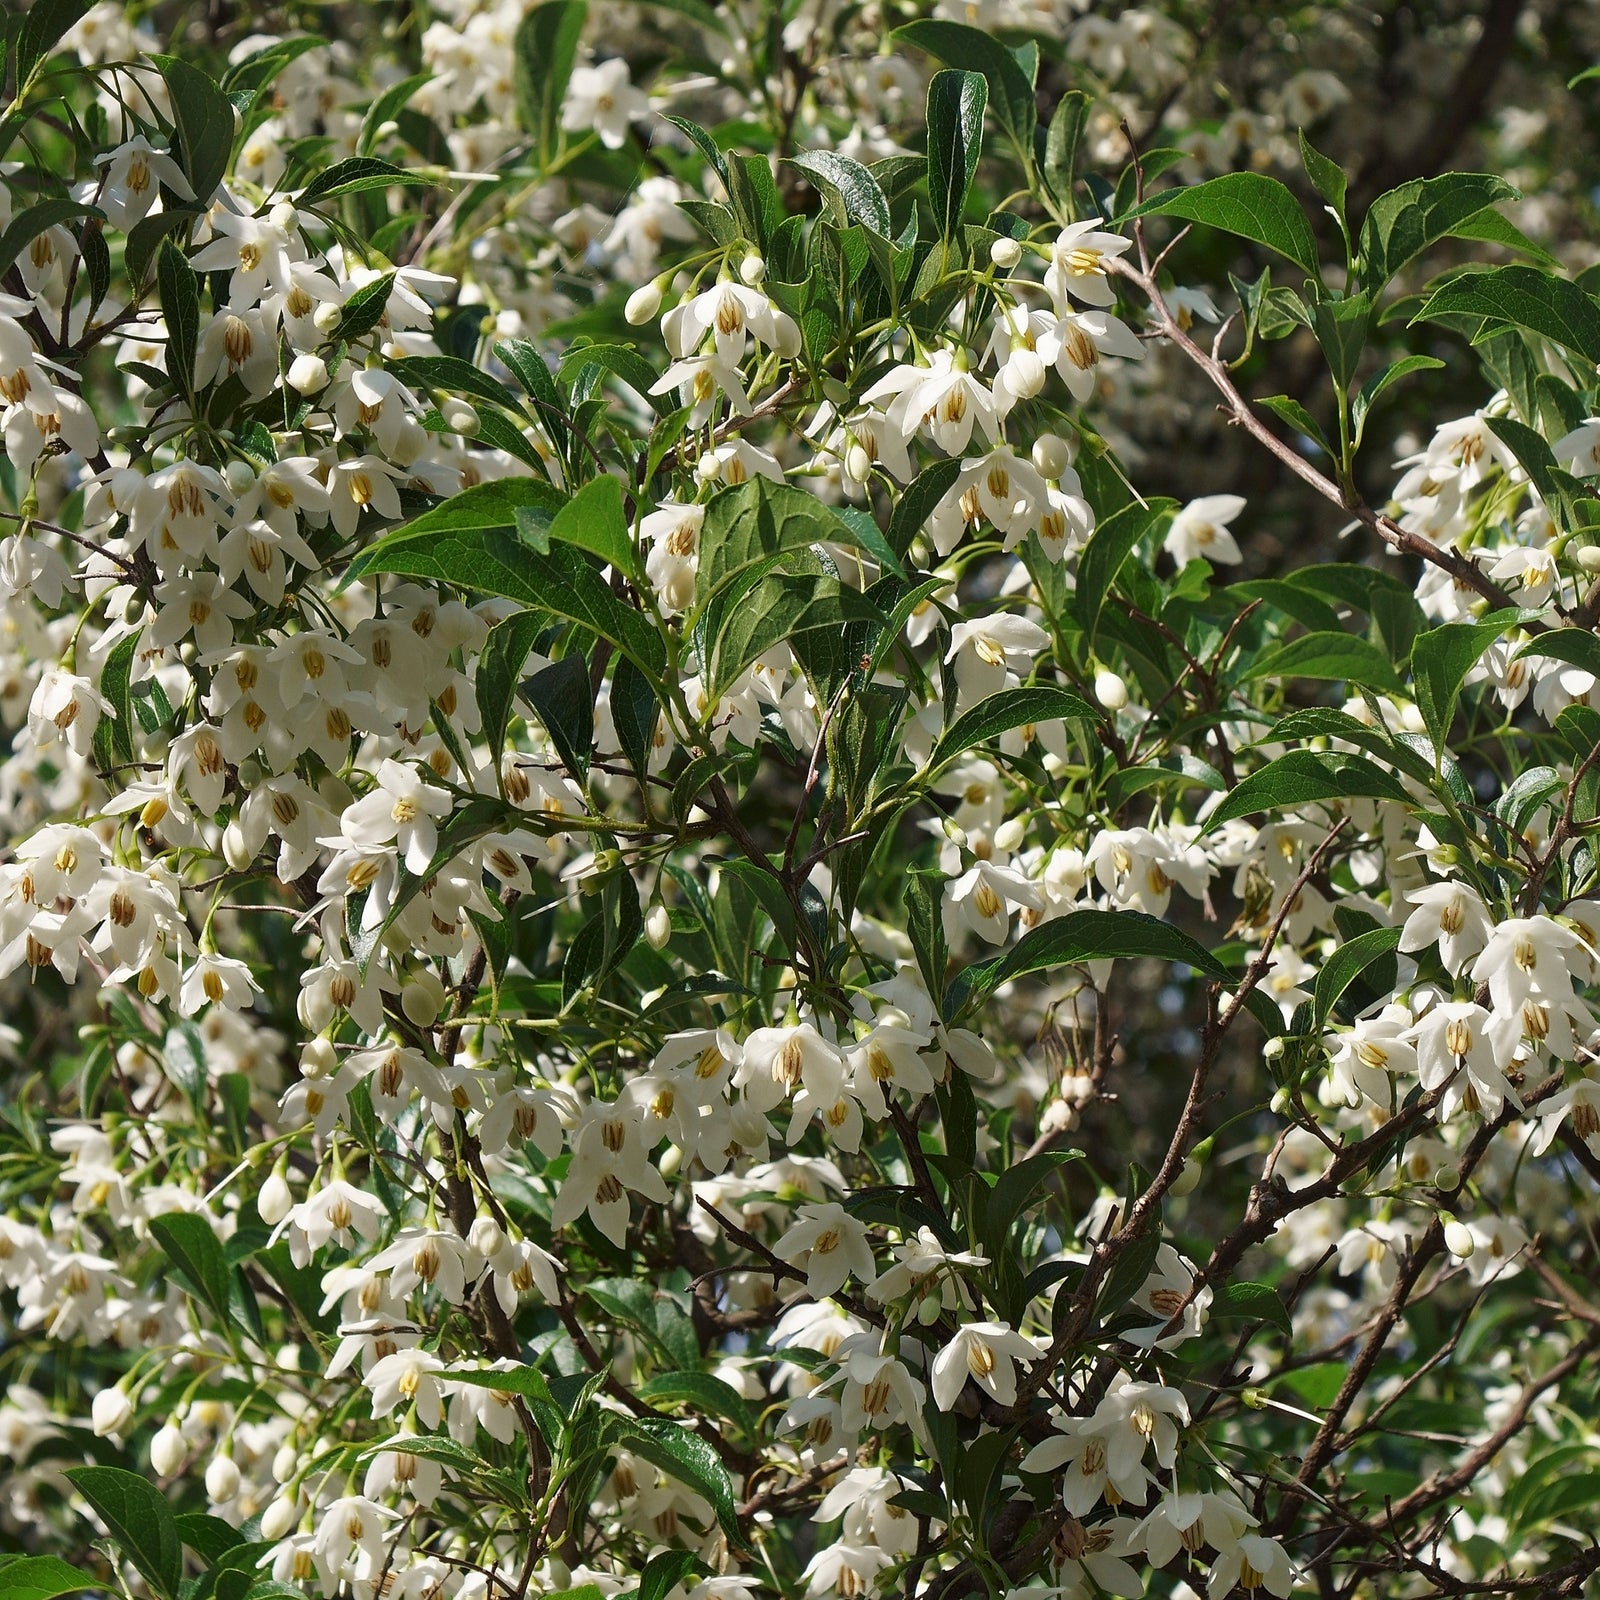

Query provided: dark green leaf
[156,239,201,401]
[334,271,395,342]
[1044,90,1091,212]
[1211,1279,1292,1334]
[300,156,432,203]
[638,1373,757,1437]
[1312,925,1403,1026]
[637,1549,708,1600]
[359,71,433,156]
[1075,498,1178,642]
[928,684,1093,769]
[790,151,891,236]
[609,1417,743,1546]
[153,55,237,206]
[14,0,90,87]
[1410,610,1520,749]
[542,473,637,577]
[946,908,1229,1018]
[892,20,1037,153]
[1205,749,1410,828]
[65,1467,182,1600]
[514,1,588,162]
[0,200,103,280]
[0,1558,100,1600]
[1298,130,1346,220]
[1516,629,1600,678]
[1357,173,1519,290]
[477,611,546,762]
[925,70,986,240]
[1243,630,1402,692]
[149,1212,234,1323]
[1123,173,1320,278]
[1414,266,1600,364]
[524,654,594,780]
[1353,355,1445,439]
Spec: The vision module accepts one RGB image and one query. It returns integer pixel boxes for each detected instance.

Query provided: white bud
[664,565,696,612]
[1444,1220,1476,1259]
[469,1216,507,1260]
[1270,1086,1291,1114]
[311,300,343,335]
[1169,1156,1202,1198]
[92,1386,133,1438]
[645,903,672,950]
[272,1443,299,1484]
[1577,544,1600,574]
[205,1454,241,1504]
[221,819,254,872]
[740,253,766,286]
[696,451,723,483]
[990,236,1023,270]
[300,1036,338,1080]
[1031,432,1074,478]
[1094,669,1128,710]
[659,1143,683,1178]
[625,282,663,325]
[260,1494,299,1540]
[268,201,299,233]
[224,459,257,497]
[1005,346,1046,399]
[257,1165,293,1225]
[1263,1036,1286,1060]
[441,398,481,437]
[286,352,329,394]
[993,817,1025,853]
[844,443,873,485]
[401,970,445,1027]
[150,1423,187,1476]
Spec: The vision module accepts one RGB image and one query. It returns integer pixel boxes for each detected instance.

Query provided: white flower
[1044,219,1133,308]
[930,1320,1037,1409]
[563,57,649,149]
[773,1203,876,1298]
[1164,494,1247,566]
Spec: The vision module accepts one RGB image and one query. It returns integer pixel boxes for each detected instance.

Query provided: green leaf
[13,0,90,88]
[65,1467,183,1600]
[153,54,237,205]
[445,1363,556,1402]
[1044,89,1091,212]
[1352,355,1445,440]
[709,572,881,695]
[524,654,594,780]
[1075,498,1179,642]
[1298,130,1346,220]
[1211,1279,1292,1335]
[91,628,139,773]
[638,1373,757,1437]
[637,1550,708,1600]
[1313,925,1403,1026]
[925,70,986,241]
[559,342,671,414]
[149,1212,234,1323]
[983,1150,1084,1257]
[945,908,1229,1018]
[1410,610,1520,749]
[358,71,432,156]
[891,20,1037,154]
[928,684,1093,769]
[1122,173,1320,278]
[0,1558,100,1600]
[514,0,589,162]
[1414,266,1600,364]
[662,115,728,183]
[1516,628,1600,679]
[609,655,664,777]
[1310,291,1370,394]
[1257,394,1331,457]
[476,610,546,763]
[1243,630,1402,692]
[0,200,103,280]
[790,151,891,236]
[610,1416,744,1546]
[156,239,201,402]
[887,459,962,559]
[1204,749,1409,828]
[540,473,638,577]
[174,1511,250,1562]
[1357,173,1519,290]
[334,271,395,342]
[353,479,565,557]
[299,155,432,203]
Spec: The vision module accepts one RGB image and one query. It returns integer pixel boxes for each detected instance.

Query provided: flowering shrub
[5,3,1600,1599]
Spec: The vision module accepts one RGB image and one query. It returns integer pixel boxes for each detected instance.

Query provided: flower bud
[1263,1036,1286,1060]
[268,201,299,233]
[222,819,254,872]
[993,817,1025,853]
[205,1454,241,1504]
[300,1036,338,1080]
[645,903,672,950]
[1444,1219,1476,1259]
[286,352,330,394]
[92,1386,133,1438]
[260,1494,299,1540]
[696,451,723,483]
[470,1215,507,1260]
[990,236,1023,270]
[625,281,663,325]
[401,969,446,1027]
[740,253,766,286]
[272,1442,299,1483]
[441,398,481,437]
[257,1163,293,1225]
[311,300,344,335]
[1577,544,1600,573]
[1031,432,1074,479]
[224,459,257,497]
[1169,1155,1202,1198]
[1006,346,1046,398]
[1094,668,1128,710]
[844,444,873,485]
[150,1422,187,1476]
[1270,1086,1291,1114]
